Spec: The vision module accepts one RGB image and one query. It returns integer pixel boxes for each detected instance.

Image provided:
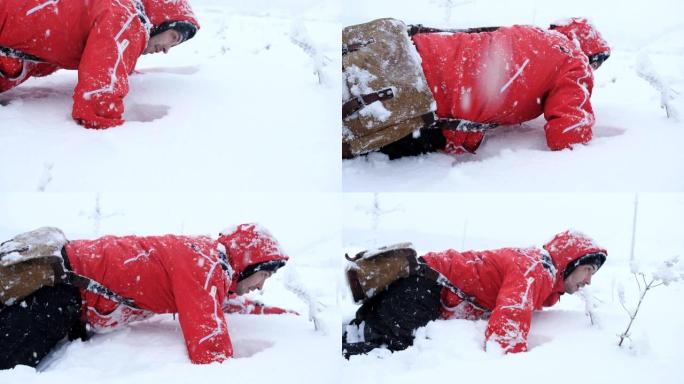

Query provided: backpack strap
[61,271,139,309]
[342,39,376,55]
[407,24,501,37]
[417,259,491,314]
[0,46,45,63]
[342,88,395,119]
[435,118,498,132]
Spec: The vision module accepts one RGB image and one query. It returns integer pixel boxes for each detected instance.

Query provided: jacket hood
[543,230,607,285]
[217,223,289,291]
[550,18,610,58]
[141,0,200,41]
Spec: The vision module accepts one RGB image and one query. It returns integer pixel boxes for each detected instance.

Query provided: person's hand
[260,306,299,315]
[72,99,124,129]
[74,116,124,129]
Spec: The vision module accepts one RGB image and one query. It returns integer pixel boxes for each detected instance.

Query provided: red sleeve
[223,294,297,315]
[442,130,485,155]
[71,5,148,129]
[485,272,541,353]
[171,250,233,364]
[543,59,596,151]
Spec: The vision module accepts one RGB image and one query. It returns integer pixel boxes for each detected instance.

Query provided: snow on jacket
[0,0,199,128]
[421,230,607,353]
[411,18,610,152]
[63,223,288,364]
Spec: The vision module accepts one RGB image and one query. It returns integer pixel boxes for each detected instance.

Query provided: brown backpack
[342,18,437,158]
[0,227,68,305]
[345,243,419,302]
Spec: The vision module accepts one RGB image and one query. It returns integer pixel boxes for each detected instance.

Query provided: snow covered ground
[0,0,341,192]
[343,0,684,192]
[3,0,684,383]
[0,192,341,383]
[343,193,684,384]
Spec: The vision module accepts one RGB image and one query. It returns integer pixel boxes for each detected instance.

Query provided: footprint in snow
[0,86,69,105]
[138,66,200,75]
[232,339,274,358]
[593,125,626,138]
[124,104,170,123]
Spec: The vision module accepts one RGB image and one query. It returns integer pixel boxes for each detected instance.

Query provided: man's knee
[0,284,82,370]
[379,129,446,159]
[345,276,442,356]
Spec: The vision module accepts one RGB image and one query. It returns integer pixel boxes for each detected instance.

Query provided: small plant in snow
[578,287,603,326]
[429,0,474,24]
[635,53,680,121]
[79,194,122,235]
[289,21,332,86]
[617,256,683,347]
[37,162,54,192]
[282,265,327,333]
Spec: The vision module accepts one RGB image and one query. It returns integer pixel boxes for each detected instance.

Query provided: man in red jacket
[0,223,296,369]
[343,230,607,357]
[0,0,199,129]
[379,18,611,159]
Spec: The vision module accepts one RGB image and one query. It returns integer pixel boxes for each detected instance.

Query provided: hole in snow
[526,334,553,349]
[232,339,274,358]
[0,87,67,105]
[592,125,626,138]
[124,104,170,123]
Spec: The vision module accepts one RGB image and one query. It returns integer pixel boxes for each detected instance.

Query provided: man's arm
[485,272,541,353]
[71,3,148,128]
[543,59,596,151]
[171,249,233,364]
[223,293,298,315]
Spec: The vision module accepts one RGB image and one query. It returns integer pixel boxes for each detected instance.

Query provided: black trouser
[0,284,86,370]
[342,275,442,358]
[379,128,446,160]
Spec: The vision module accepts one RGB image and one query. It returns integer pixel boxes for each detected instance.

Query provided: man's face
[235,270,273,295]
[143,29,181,55]
[564,264,598,294]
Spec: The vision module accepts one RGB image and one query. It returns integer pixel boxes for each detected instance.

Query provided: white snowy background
[343,193,684,384]
[343,0,684,191]
[3,0,684,383]
[0,0,340,192]
[0,192,341,383]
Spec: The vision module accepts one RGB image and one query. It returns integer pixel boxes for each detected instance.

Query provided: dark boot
[343,341,383,359]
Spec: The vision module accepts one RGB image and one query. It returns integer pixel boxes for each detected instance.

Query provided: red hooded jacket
[421,230,607,353]
[411,18,610,153]
[63,223,289,364]
[0,0,198,128]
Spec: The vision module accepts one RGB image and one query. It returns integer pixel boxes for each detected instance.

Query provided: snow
[0,0,340,192]
[0,251,23,264]
[343,0,684,192]
[0,191,341,383]
[2,0,684,382]
[343,193,684,384]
